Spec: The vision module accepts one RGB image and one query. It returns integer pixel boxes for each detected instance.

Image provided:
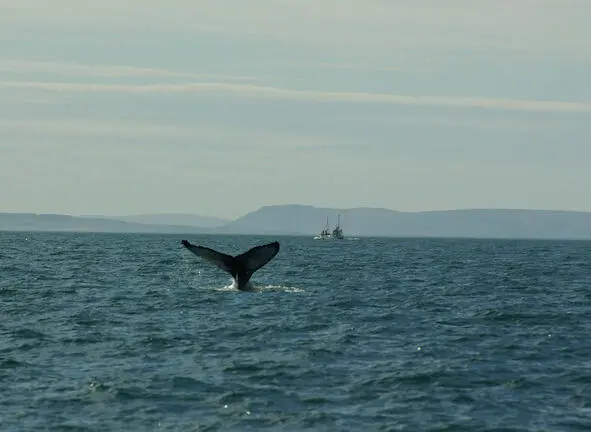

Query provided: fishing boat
[314,214,345,240]
[314,217,332,240]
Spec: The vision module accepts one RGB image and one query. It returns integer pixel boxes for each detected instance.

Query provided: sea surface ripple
[1,232,590,431]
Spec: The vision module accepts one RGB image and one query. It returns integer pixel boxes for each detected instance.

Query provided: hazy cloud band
[2,80,590,113]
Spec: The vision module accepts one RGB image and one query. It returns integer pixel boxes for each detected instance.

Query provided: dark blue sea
[1,232,590,431]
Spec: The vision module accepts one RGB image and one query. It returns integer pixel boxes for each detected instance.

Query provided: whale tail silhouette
[181,240,280,290]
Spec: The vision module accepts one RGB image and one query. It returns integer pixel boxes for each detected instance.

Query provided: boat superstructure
[314,214,345,240]
[331,213,344,239]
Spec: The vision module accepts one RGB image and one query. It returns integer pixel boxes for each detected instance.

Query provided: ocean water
[1,232,590,431]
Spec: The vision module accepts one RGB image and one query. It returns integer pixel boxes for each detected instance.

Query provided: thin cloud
[0,60,255,81]
[1,80,590,113]
[0,119,337,150]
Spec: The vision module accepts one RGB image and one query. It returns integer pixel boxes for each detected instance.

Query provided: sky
[1,0,590,219]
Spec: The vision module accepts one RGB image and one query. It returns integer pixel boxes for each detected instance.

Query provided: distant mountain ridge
[0,213,208,234]
[2,205,591,239]
[85,213,230,228]
[221,205,591,239]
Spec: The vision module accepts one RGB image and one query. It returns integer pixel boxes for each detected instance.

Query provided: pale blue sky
[1,0,590,218]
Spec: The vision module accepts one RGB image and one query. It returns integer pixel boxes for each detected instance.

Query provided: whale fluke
[181,240,280,291]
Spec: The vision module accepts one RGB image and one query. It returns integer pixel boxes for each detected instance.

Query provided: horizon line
[2,204,591,220]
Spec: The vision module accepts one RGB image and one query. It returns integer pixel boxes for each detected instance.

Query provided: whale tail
[181,240,280,290]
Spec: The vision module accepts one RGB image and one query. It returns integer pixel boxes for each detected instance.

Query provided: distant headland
[2,205,591,240]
